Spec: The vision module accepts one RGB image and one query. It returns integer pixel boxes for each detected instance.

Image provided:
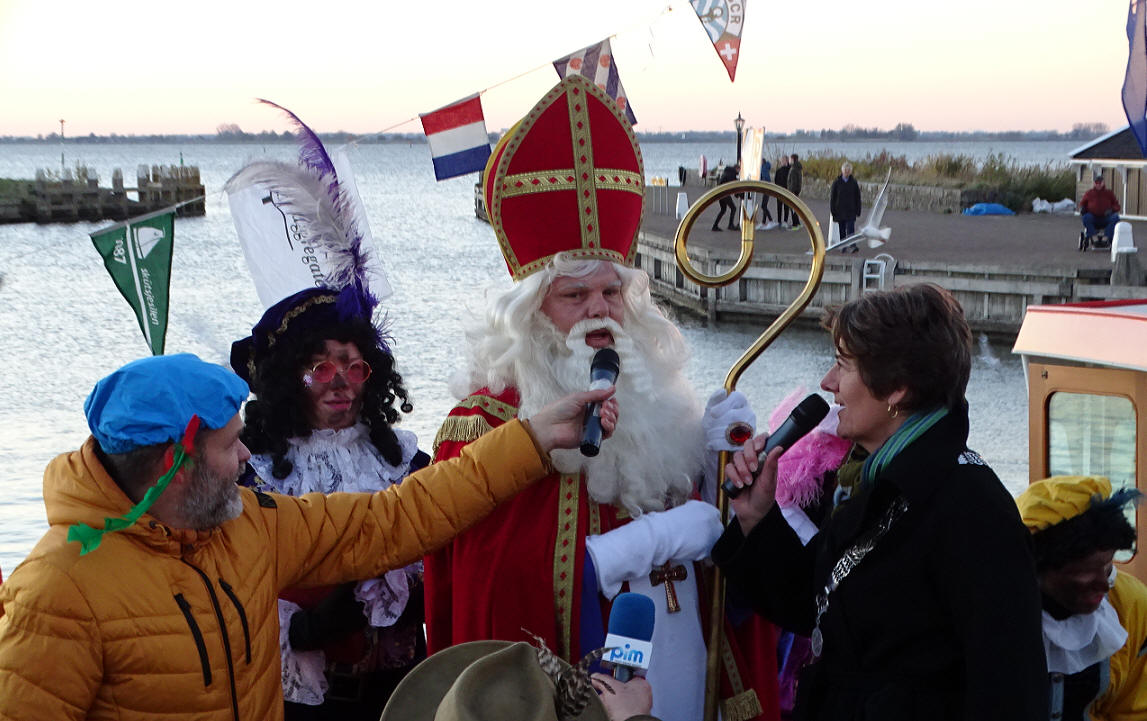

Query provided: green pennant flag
[90,209,175,356]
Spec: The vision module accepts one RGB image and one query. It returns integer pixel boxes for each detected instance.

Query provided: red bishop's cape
[424,387,780,721]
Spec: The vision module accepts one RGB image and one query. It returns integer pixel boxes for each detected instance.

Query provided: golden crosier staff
[673,180,826,721]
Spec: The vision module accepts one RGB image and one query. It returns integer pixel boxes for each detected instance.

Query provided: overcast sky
[0,0,1135,136]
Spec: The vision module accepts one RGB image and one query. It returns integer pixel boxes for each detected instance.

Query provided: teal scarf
[861,406,948,485]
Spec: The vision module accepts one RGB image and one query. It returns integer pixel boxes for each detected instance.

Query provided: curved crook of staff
[673,179,826,721]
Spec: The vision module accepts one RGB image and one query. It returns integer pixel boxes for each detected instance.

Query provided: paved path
[643,189,1144,273]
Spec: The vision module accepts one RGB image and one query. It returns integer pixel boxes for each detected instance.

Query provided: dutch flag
[420,94,492,181]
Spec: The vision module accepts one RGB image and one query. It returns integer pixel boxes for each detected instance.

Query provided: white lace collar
[250,424,420,496]
[1042,597,1128,674]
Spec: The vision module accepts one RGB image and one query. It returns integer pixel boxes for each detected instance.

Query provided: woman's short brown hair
[822,284,972,412]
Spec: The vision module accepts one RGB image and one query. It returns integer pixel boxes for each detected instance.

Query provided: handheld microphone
[723,393,830,499]
[580,348,620,457]
[604,592,655,681]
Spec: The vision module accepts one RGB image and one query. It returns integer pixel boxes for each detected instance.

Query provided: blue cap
[84,354,250,453]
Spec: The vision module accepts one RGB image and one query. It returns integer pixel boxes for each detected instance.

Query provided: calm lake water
[0,140,1037,574]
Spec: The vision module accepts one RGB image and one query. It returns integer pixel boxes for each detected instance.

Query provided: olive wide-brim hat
[380,641,608,721]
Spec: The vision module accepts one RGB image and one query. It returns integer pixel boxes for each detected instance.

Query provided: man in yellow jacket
[1016,476,1147,721]
[0,353,615,721]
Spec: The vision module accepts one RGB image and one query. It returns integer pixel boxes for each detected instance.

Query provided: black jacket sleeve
[712,506,819,633]
[933,470,1048,721]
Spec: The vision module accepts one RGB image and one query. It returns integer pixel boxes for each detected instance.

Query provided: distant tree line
[636,122,1111,143]
[0,121,1113,144]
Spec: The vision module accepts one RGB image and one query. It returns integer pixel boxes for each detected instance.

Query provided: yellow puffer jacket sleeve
[270,418,548,590]
[1093,571,1147,721]
[0,558,101,721]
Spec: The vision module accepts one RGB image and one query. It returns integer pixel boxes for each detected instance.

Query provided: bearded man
[424,75,777,721]
[0,353,614,721]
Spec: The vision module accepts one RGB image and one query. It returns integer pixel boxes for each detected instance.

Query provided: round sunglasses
[303,359,372,386]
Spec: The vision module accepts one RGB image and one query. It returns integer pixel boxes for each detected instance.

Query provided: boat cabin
[1013,299,1147,582]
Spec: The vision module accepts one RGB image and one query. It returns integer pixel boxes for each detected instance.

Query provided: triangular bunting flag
[553,38,638,125]
[90,208,175,355]
[690,0,746,82]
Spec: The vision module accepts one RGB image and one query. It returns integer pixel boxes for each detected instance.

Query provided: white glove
[703,389,756,452]
[585,500,722,598]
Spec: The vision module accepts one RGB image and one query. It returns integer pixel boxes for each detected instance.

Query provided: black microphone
[723,393,830,499]
[604,592,655,681]
[580,348,620,457]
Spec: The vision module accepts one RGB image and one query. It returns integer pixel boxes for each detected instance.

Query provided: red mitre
[483,74,644,280]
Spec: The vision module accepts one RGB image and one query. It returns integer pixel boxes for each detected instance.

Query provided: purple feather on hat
[257,98,338,183]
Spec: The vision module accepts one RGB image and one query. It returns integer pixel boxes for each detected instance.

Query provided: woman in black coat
[713,284,1048,721]
[829,162,863,246]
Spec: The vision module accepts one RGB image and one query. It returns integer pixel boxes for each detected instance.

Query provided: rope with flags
[337,2,747,181]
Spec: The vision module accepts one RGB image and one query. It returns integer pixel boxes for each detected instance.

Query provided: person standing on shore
[712,161,740,231]
[757,156,774,228]
[773,156,791,228]
[830,162,862,252]
[787,154,804,230]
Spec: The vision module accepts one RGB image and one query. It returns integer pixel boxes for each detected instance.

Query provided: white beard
[517,317,705,516]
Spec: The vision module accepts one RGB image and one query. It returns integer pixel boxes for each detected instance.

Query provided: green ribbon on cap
[68,415,201,556]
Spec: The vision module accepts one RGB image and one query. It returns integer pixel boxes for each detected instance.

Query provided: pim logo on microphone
[603,634,653,669]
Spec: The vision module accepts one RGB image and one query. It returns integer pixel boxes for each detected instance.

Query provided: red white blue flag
[420,94,492,181]
[553,38,638,125]
[690,0,745,82]
[1124,0,1147,156]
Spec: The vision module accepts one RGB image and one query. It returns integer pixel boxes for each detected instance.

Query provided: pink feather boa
[768,387,852,510]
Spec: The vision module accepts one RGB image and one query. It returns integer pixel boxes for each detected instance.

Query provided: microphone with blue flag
[604,592,655,681]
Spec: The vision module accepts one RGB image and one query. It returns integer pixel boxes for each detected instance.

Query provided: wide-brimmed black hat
[229,284,381,384]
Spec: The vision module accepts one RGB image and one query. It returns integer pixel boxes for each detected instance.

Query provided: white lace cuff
[278,599,328,705]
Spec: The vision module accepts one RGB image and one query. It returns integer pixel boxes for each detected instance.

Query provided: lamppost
[734,112,745,169]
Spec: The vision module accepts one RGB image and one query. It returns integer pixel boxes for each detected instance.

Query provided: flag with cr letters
[90,208,175,356]
[690,0,746,82]
[553,38,638,125]
[420,94,493,181]
[1124,0,1147,156]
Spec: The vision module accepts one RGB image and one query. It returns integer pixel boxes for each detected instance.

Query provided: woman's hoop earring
[887,403,899,419]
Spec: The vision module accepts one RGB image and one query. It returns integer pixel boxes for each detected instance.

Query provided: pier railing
[638,230,1145,338]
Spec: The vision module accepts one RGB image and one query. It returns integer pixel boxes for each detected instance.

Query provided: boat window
[1048,392,1137,562]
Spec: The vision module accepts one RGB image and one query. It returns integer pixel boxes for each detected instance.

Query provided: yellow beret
[1016,476,1111,533]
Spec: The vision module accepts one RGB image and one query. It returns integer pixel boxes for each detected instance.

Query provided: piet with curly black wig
[231,286,412,480]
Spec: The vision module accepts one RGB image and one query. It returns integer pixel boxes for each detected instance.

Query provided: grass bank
[797,151,1074,213]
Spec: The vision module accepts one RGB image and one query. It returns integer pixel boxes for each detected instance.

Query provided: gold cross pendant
[649,563,688,613]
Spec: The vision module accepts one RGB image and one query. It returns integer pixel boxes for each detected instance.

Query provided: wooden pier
[0,165,205,224]
[639,189,1147,340]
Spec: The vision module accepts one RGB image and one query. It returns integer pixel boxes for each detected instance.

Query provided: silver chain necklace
[810,496,909,658]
